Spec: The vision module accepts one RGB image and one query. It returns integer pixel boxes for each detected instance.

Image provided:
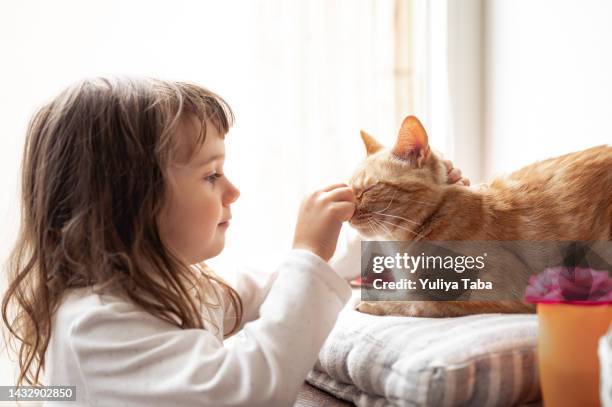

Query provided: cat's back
[494,145,612,197]
[505,144,611,184]
[486,145,612,239]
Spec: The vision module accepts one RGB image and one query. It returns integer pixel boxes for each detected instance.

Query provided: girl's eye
[204,173,224,184]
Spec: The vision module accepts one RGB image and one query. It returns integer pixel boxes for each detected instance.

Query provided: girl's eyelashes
[204,172,224,184]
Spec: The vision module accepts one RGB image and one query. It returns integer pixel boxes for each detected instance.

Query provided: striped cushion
[307,307,541,406]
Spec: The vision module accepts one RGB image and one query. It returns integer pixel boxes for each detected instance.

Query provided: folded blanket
[308,307,540,406]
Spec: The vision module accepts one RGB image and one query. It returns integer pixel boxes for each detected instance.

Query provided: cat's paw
[357,300,535,317]
[356,301,388,316]
[357,301,448,317]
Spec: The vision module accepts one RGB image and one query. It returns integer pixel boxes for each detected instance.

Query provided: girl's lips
[218,220,230,227]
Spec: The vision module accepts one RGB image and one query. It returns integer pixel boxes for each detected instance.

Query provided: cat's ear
[360,130,384,156]
[392,115,430,167]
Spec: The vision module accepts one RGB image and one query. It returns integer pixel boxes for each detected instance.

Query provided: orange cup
[537,303,612,407]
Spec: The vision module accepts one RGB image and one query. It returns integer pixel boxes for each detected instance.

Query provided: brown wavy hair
[1,76,243,386]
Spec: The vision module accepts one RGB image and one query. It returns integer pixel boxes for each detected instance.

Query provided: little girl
[2,76,467,406]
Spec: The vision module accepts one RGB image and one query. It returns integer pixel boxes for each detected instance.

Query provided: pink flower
[524,266,612,304]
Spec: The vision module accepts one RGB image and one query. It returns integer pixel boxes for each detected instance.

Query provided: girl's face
[158,116,240,264]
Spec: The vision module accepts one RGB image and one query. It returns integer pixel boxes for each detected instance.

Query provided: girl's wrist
[292,244,329,262]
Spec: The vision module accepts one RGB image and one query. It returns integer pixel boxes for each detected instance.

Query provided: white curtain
[211,0,401,272]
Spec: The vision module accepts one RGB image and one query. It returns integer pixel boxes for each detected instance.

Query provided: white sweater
[43,248,355,406]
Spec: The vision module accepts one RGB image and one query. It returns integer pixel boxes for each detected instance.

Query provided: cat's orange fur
[350,116,612,317]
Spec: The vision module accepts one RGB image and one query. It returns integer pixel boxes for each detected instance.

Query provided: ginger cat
[350,115,612,317]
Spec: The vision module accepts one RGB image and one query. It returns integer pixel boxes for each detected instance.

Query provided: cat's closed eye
[355,183,378,200]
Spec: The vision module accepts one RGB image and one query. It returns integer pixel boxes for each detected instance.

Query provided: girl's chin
[198,243,225,262]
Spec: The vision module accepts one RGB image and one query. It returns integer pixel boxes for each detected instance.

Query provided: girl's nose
[224,179,240,205]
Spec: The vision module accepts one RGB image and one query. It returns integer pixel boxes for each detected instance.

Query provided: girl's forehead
[174,116,225,166]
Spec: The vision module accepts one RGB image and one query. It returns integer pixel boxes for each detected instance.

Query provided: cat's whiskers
[366,219,377,236]
[376,218,424,240]
[372,212,420,226]
[376,218,415,234]
[367,218,383,238]
[376,190,397,214]
[355,191,437,223]
[372,218,392,238]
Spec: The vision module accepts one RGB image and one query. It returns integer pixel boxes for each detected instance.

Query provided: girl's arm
[225,182,358,329]
[58,183,355,406]
[328,225,362,280]
[223,233,361,332]
[223,265,279,331]
[63,250,350,407]
[223,226,358,332]
[223,227,358,333]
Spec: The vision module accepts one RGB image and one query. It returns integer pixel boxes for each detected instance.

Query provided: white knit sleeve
[328,225,363,280]
[222,264,279,333]
[68,249,351,407]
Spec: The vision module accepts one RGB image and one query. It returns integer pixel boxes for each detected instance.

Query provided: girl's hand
[293,183,356,262]
[443,159,471,186]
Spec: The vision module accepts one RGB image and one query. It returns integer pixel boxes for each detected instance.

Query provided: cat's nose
[352,206,369,221]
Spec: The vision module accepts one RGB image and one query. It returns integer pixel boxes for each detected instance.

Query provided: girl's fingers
[324,186,356,203]
[448,168,462,183]
[331,201,357,221]
[443,159,453,172]
[321,183,349,192]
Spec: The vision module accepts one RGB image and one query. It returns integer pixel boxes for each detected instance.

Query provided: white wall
[484,0,612,180]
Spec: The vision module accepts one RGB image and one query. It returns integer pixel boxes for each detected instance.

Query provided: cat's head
[349,115,449,240]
